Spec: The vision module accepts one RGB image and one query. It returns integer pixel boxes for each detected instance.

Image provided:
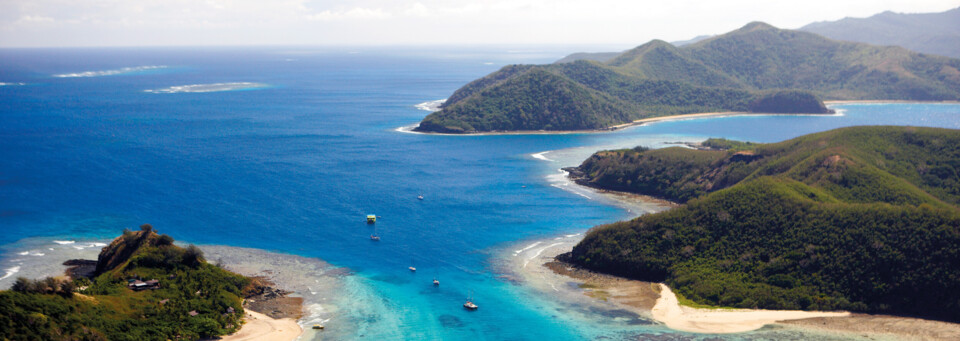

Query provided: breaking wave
[415,99,446,111]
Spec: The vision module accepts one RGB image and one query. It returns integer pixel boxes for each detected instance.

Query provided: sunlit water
[2,47,958,340]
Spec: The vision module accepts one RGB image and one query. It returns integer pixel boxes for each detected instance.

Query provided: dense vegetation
[748,90,831,113]
[0,225,250,340]
[417,22,960,133]
[560,126,960,321]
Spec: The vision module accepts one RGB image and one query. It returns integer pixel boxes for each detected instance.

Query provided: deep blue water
[2,47,959,340]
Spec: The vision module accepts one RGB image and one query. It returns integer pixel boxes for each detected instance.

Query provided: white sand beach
[509,235,960,339]
[651,283,848,334]
[220,310,302,341]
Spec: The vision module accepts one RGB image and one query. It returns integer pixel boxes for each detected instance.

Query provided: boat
[366,214,376,223]
[463,291,478,310]
[409,266,416,272]
[370,226,380,241]
[463,300,478,310]
[312,324,324,330]
[433,278,439,286]
[417,194,424,200]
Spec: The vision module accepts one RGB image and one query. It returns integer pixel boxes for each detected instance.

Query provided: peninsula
[415,22,960,134]
[559,126,960,322]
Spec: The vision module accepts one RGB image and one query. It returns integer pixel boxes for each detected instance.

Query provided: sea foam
[53,65,167,78]
[144,82,269,94]
[0,266,20,281]
[414,99,446,111]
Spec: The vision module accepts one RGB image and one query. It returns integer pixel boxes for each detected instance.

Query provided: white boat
[463,291,478,310]
[433,278,440,286]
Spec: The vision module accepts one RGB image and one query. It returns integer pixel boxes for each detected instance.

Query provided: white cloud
[0,0,958,46]
[306,7,392,21]
[16,15,55,24]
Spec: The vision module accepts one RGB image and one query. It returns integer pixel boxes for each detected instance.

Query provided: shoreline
[510,234,960,339]
[219,310,301,341]
[0,238,351,341]
[823,100,960,105]
[400,111,842,136]
[401,99,958,136]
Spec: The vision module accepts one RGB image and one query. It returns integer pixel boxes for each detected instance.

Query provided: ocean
[2,46,959,340]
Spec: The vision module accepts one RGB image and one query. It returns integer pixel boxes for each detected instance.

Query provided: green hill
[559,126,960,321]
[0,226,251,340]
[416,22,960,133]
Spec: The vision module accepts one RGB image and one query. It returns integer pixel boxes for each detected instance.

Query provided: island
[0,225,301,340]
[414,22,960,134]
[556,126,960,322]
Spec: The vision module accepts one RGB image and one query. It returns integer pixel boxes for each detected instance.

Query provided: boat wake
[530,151,553,161]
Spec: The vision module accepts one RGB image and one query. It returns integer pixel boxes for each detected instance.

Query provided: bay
[2,46,959,340]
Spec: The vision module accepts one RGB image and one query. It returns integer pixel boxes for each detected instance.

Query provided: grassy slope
[562,126,960,321]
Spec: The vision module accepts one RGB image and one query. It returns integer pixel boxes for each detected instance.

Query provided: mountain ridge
[801,7,960,58]
[416,22,959,133]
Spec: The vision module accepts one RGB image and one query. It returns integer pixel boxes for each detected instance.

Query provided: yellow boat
[366,214,376,223]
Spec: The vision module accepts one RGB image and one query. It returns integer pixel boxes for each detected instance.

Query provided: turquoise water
[1,47,959,340]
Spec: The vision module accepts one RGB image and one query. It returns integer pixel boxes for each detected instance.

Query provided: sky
[0,0,957,48]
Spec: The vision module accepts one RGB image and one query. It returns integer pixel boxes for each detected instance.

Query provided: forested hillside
[560,126,960,321]
[416,22,960,133]
[0,226,251,340]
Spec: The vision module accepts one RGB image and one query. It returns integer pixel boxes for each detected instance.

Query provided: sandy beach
[509,235,960,340]
[403,99,960,136]
[650,283,849,333]
[220,310,301,341]
[399,110,842,136]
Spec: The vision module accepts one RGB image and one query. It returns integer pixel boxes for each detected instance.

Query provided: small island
[0,225,301,340]
[557,126,960,322]
[415,22,960,134]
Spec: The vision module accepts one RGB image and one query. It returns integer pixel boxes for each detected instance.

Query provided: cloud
[1,0,959,46]
[14,15,55,25]
[306,7,392,21]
